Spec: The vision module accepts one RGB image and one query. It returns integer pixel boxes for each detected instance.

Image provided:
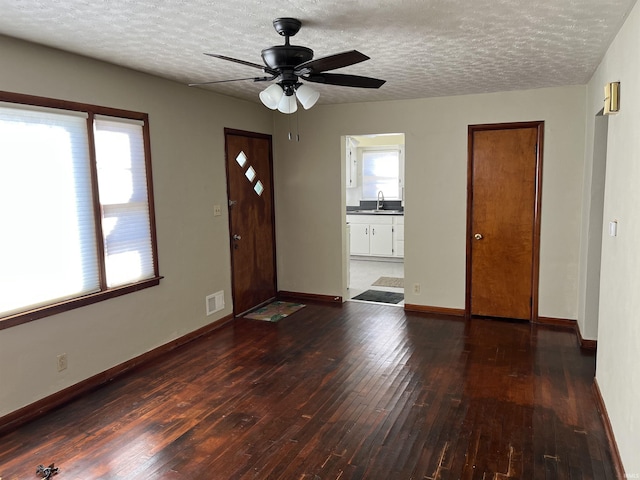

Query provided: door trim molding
[465,121,544,322]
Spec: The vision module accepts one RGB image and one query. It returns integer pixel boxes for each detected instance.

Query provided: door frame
[224,128,277,316]
[465,121,544,322]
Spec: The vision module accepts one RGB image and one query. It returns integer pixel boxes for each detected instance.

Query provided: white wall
[0,35,273,417]
[274,86,586,319]
[585,0,640,474]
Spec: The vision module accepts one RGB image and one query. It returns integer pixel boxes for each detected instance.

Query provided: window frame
[0,91,161,330]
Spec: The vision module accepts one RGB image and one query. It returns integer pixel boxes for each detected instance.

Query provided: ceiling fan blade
[303,73,386,89]
[295,50,369,75]
[188,76,275,86]
[204,53,278,75]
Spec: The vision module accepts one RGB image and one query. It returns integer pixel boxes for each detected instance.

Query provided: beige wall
[585,0,640,475]
[0,35,273,417]
[273,86,586,319]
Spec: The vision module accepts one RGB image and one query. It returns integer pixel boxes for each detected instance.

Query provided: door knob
[474,233,483,240]
[233,234,241,240]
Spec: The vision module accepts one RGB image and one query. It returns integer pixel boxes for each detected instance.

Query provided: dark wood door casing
[466,122,544,322]
[224,128,277,316]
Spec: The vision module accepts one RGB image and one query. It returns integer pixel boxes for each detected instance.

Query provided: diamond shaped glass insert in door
[236,151,247,167]
[254,180,264,196]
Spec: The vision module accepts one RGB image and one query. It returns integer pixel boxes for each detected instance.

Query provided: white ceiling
[0,0,636,106]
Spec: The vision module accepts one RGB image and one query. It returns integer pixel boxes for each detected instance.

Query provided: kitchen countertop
[346,209,404,216]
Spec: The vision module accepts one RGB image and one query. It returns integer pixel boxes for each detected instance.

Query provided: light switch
[213,204,222,217]
[609,220,618,237]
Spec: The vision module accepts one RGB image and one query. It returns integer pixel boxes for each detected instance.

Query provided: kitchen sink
[350,209,403,214]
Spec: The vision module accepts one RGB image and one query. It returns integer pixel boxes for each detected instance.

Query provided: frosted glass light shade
[277,94,298,114]
[295,84,320,109]
[259,84,284,110]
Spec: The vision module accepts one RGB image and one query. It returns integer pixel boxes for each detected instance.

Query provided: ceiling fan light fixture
[295,83,320,109]
[259,83,284,109]
[277,93,298,114]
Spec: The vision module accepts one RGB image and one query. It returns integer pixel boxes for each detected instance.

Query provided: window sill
[0,276,163,331]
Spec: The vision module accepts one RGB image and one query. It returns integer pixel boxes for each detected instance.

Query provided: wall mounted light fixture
[604,82,620,115]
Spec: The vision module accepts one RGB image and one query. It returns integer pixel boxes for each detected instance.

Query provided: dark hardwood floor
[0,302,615,479]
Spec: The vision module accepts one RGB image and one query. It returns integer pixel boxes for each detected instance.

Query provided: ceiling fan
[189,17,386,113]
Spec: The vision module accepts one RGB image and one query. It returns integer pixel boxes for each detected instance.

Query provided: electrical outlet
[213,204,222,216]
[413,283,421,295]
[57,353,68,372]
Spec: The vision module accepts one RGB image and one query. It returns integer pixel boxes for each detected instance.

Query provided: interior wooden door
[225,129,276,315]
[467,122,543,321]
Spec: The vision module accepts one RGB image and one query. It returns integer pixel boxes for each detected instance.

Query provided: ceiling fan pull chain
[296,110,300,142]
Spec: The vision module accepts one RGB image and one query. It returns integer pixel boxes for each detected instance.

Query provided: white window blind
[94,116,154,288]
[0,106,100,316]
[362,149,401,199]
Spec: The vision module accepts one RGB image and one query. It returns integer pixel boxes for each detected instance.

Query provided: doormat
[352,290,404,304]
[244,301,305,322]
[371,276,404,288]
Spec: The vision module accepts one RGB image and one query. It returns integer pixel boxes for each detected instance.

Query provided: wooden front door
[225,129,277,315]
[466,122,543,321]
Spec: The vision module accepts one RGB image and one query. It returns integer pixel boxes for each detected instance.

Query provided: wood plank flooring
[0,302,615,479]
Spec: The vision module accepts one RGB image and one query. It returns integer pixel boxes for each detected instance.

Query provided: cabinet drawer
[347,214,393,225]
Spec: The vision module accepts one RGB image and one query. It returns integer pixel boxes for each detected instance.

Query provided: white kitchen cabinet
[347,214,398,257]
[350,223,370,255]
[394,216,404,257]
[370,224,393,255]
[345,140,358,188]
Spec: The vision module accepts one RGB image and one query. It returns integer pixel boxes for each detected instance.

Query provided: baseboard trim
[535,316,599,350]
[278,291,343,304]
[576,324,597,350]
[592,379,626,479]
[404,304,465,318]
[536,316,576,330]
[0,314,234,436]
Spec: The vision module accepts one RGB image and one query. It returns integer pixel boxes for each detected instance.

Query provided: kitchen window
[362,147,403,200]
[0,92,160,329]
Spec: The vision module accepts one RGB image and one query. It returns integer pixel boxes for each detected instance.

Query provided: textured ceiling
[0,0,636,106]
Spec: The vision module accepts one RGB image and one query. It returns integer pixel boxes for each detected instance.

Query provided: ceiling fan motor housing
[262,17,313,89]
[261,45,313,70]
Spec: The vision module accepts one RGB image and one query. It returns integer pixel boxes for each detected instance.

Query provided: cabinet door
[394,223,404,257]
[370,224,393,256]
[350,223,370,255]
[346,144,358,188]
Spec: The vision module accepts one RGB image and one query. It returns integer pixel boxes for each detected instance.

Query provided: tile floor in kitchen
[348,258,404,306]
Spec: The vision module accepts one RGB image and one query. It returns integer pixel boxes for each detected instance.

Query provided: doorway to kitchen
[344,133,405,306]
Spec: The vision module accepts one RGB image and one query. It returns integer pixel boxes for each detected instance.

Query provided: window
[0,92,160,328]
[362,148,402,199]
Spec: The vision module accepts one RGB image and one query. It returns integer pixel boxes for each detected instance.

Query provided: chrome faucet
[377,190,385,210]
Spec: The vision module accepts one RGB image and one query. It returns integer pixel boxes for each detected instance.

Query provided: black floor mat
[352,289,404,304]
